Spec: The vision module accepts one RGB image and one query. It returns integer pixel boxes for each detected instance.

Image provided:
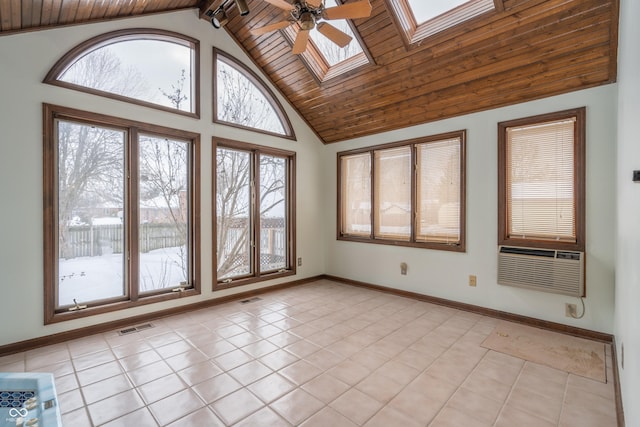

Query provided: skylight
[389,0,495,45]
[310,0,363,67]
[282,0,372,83]
[406,0,470,24]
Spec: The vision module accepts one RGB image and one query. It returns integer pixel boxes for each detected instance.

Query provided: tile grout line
[425,336,494,427]
[352,312,485,426]
[556,368,571,427]
[490,354,526,427]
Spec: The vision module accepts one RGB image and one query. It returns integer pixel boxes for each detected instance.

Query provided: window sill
[45,288,200,325]
[499,238,584,253]
[214,270,296,291]
[338,235,465,253]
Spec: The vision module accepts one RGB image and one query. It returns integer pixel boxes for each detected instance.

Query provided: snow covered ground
[58,246,187,306]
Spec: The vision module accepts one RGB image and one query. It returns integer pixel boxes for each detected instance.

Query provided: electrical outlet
[400,262,408,275]
[297,257,302,267]
[565,303,577,317]
[468,275,477,287]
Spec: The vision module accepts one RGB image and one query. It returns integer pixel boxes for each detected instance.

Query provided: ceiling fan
[250,0,372,54]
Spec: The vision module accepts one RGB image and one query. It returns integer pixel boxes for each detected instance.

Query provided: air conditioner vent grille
[498,246,584,297]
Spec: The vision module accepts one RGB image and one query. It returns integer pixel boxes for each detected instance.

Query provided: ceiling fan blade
[316,22,352,47]
[292,29,311,54]
[263,0,294,11]
[305,0,323,7]
[323,0,372,20]
[250,20,292,36]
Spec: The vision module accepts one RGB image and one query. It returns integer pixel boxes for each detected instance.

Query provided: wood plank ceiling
[0,0,619,144]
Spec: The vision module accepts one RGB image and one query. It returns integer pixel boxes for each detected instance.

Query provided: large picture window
[498,107,586,251]
[43,104,200,323]
[215,140,295,288]
[338,131,466,251]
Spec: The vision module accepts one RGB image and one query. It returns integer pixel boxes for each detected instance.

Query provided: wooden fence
[61,223,185,258]
[218,217,287,276]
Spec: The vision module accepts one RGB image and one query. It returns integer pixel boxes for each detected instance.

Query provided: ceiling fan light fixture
[299,11,315,30]
[250,0,373,54]
[236,0,250,16]
[211,8,229,28]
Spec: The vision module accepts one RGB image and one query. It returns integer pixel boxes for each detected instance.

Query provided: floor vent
[118,323,154,335]
[239,297,262,304]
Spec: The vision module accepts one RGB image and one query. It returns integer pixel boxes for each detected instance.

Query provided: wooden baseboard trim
[611,337,626,427]
[0,275,322,357]
[323,274,613,343]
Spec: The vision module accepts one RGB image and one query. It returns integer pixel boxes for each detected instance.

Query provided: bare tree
[216,148,252,278]
[216,149,287,279]
[258,155,287,271]
[260,155,286,217]
[311,25,362,66]
[58,123,124,259]
[159,69,189,110]
[217,61,285,134]
[57,49,155,261]
[60,48,149,98]
[58,50,189,269]
[138,135,189,284]
[215,59,292,278]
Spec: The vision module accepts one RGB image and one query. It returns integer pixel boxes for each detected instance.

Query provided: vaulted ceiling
[0,0,619,144]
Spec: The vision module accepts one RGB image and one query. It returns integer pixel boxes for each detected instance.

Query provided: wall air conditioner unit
[497,246,584,297]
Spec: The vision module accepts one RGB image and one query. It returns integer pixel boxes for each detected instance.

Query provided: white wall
[0,10,326,346]
[615,0,640,424]
[323,85,617,333]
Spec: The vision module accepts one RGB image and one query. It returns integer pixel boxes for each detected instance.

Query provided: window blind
[506,118,576,242]
[374,146,412,240]
[416,137,461,244]
[340,152,371,236]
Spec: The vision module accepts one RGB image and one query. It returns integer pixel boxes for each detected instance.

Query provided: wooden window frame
[213,49,296,140]
[214,138,296,290]
[337,131,466,252]
[43,104,201,325]
[497,107,586,252]
[44,28,200,119]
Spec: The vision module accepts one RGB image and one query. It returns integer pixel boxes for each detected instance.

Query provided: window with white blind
[338,131,466,251]
[498,108,586,251]
[416,138,462,244]
[340,152,371,237]
[375,146,412,241]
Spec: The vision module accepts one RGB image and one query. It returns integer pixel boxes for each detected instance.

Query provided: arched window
[214,49,295,139]
[44,29,199,117]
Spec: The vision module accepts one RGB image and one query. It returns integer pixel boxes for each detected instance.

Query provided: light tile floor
[0,280,618,426]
